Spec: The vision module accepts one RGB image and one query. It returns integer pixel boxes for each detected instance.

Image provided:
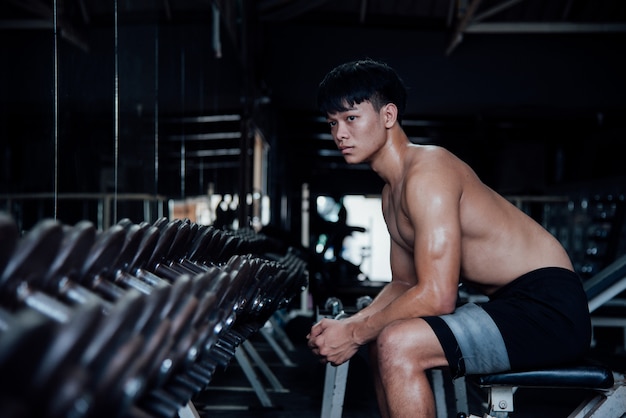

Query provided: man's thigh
[377,317,449,370]
[423,303,511,377]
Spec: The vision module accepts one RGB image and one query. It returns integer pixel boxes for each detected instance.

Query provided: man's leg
[375,318,449,418]
[369,342,390,418]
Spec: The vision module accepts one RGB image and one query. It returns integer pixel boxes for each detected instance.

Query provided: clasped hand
[306,317,360,366]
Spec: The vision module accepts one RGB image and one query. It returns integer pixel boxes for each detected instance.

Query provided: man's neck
[370,127,412,186]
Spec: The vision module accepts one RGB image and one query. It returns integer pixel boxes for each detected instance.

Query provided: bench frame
[464,371,626,418]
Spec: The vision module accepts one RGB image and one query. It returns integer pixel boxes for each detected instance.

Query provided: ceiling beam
[446,0,484,56]
[465,22,626,33]
[4,0,89,51]
[0,18,89,52]
[445,0,626,55]
[472,0,524,23]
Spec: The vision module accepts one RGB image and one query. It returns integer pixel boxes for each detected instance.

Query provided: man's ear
[382,103,398,128]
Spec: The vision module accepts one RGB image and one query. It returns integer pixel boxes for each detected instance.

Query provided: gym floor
[189,315,626,418]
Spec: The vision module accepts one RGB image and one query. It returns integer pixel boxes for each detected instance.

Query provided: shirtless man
[306,59,591,418]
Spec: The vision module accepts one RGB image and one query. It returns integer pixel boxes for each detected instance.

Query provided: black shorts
[423,267,591,378]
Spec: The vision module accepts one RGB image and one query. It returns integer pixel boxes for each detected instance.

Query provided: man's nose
[335,123,348,142]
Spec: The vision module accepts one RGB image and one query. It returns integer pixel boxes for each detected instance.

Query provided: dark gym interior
[1,1,626,417]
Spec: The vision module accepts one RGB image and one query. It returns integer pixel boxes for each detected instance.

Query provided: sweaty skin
[306,99,573,417]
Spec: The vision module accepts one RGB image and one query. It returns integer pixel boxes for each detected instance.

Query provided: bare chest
[383,193,415,251]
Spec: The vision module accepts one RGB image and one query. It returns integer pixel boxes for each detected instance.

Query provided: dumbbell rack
[0,214,308,418]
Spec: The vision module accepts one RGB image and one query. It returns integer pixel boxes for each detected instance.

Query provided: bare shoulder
[409,144,451,159]
[407,145,469,172]
[404,145,469,191]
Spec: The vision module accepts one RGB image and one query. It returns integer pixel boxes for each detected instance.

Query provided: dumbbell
[0,219,75,322]
[113,223,148,271]
[78,224,132,302]
[108,223,162,295]
[356,295,373,310]
[324,296,344,318]
[208,262,260,353]
[195,268,238,340]
[230,259,281,336]
[0,310,58,417]
[76,290,153,417]
[0,306,15,332]
[126,225,171,289]
[88,334,149,418]
[0,309,99,418]
[176,293,221,383]
[29,300,104,418]
[185,225,220,263]
[149,255,249,395]
[166,220,195,262]
[80,223,163,299]
[145,220,181,279]
[208,257,258,347]
[0,308,58,403]
[78,334,145,418]
[146,220,214,285]
[39,220,114,310]
[0,213,18,278]
[191,269,249,371]
[187,225,240,266]
[155,221,210,279]
[152,216,170,231]
[98,287,176,415]
[160,281,229,397]
[137,275,198,392]
[129,223,227,408]
[137,279,209,416]
[79,290,146,380]
[213,232,243,264]
[130,287,174,377]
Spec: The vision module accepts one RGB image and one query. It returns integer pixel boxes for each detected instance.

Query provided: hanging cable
[113,0,119,225]
[53,0,59,219]
[154,29,160,217]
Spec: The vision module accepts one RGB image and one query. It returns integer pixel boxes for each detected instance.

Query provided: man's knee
[376,321,416,366]
[376,319,446,372]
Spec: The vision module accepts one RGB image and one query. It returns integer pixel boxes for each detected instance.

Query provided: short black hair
[317,59,407,117]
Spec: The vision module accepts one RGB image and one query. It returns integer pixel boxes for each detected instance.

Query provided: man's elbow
[432,293,457,315]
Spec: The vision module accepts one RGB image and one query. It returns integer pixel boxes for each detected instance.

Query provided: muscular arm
[308,157,465,365]
[351,168,463,344]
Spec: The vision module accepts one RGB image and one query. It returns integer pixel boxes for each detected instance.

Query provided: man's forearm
[347,280,413,343]
[360,280,412,316]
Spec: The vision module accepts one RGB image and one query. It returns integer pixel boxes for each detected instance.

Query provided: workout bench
[454,255,626,417]
[322,253,626,417]
[460,362,624,417]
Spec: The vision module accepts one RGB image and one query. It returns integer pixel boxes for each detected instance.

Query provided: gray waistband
[440,302,510,374]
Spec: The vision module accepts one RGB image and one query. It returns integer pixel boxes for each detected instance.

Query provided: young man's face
[326,100,388,165]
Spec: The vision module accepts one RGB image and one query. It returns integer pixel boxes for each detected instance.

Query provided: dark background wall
[1,4,625,232]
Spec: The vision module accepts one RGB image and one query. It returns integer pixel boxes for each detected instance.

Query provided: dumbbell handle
[134,269,171,288]
[17,282,72,323]
[57,277,113,311]
[90,276,126,301]
[114,271,155,295]
[324,297,343,317]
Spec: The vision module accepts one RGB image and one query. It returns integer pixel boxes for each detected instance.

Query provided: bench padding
[471,363,614,389]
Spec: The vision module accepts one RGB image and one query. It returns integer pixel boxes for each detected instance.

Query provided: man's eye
[347,116,356,121]
[328,121,337,128]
